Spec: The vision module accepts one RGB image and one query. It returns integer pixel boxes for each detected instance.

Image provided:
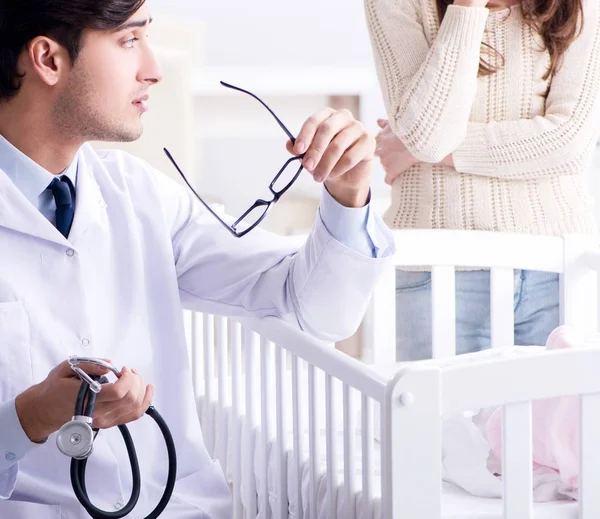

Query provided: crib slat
[361,395,374,519]
[190,312,203,410]
[580,393,600,518]
[344,384,356,519]
[244,328,259,518]
[183,310,193,366]
[490,268,514,348]
[203,314,215,456]
[431,266,456,358]
[275,345,289,519]
[326,374,338,518]
[230,320,244,519]
[216,316,228,471]
[260,338,274,519]
[503,402,533,519]
[308,364,320,519]
[292,356,305,519]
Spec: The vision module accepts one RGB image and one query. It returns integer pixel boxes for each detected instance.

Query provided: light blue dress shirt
[0,135,78,226]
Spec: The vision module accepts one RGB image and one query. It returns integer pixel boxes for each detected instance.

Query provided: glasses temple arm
[220,81,297,144]
[163,148,239,237]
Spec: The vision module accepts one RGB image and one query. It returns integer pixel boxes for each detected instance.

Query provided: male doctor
[0,0,394,517]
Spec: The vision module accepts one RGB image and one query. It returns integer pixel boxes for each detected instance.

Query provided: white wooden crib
[184,230,600,519]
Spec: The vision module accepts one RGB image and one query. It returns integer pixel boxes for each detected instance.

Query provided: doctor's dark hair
[0,0,146,101]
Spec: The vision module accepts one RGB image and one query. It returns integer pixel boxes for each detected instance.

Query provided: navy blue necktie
[48,176,75,238]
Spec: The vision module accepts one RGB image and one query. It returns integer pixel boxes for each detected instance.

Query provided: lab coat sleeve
[0,398,41,499]
[155,170,395,342]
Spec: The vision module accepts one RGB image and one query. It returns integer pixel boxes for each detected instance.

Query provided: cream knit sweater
[365,0,600,237]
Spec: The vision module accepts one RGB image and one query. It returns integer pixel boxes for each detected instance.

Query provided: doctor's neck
[0,98,81,176]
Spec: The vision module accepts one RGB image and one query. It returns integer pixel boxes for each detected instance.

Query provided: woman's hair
[0,0,146,100]
[435,0,585,79]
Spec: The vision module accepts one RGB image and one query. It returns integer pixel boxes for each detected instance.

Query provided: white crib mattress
[441,483,577,519]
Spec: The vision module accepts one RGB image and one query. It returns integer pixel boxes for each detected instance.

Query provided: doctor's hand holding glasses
[164,81,376,237]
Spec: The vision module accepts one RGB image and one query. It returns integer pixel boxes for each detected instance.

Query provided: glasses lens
[233,203,269,233]
[272,159,302,195]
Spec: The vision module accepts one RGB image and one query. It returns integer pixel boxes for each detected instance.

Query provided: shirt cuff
[0,398,39,474]
[318,187,385,258]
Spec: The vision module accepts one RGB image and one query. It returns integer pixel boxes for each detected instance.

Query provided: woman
[364,0,600,360]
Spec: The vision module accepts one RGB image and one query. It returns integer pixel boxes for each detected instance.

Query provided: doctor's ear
[24,36,71,88]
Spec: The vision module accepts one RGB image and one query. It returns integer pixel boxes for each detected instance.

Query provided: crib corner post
[381,367,443,519]
[362,264,397,366]
[562,235,599,335]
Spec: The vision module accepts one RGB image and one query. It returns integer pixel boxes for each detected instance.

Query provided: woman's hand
[453,0,490,6]
[375,119,419,185]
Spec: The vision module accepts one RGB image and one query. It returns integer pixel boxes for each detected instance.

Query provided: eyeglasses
[163,81,305,238]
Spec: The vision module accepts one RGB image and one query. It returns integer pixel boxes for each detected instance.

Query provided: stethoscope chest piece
[57,417,94,460]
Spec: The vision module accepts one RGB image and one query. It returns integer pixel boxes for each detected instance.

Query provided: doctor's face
[53,3,163,143]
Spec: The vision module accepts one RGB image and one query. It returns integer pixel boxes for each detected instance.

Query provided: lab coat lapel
[67,150,107,247]
[0,167,68,247]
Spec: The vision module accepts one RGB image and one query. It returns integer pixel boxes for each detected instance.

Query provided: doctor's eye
[123,37,140,49]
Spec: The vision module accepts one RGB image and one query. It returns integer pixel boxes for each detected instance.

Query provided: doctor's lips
[133,94,149,112]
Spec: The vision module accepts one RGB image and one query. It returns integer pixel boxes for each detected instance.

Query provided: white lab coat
[0,144,393,518]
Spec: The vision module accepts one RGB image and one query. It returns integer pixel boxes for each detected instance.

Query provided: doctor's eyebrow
[112,17,153,32]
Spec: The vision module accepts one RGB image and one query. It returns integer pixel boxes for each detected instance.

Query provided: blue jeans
[395,269,560,361]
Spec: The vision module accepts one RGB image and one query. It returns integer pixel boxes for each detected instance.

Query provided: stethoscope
[56,356,177,519]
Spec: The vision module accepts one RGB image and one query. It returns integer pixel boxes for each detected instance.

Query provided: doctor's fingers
[295,108,356,167]
[94,384,154,429]
[329,132,375,181]
[315,128,373,182]
[51,359,113,380]
[302,109,357,173]
[94,366,146,405]
[293,107,335,155]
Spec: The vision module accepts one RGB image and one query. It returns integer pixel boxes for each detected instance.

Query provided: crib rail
[364,231,599,365]
[389,230,567,271]
[185,311,390,519]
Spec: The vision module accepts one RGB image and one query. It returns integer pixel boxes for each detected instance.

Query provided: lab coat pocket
[0,301,33,401]
[169,460,232,519]
[0,500,62,519]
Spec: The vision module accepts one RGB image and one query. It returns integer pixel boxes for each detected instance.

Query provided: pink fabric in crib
[484,326,599,500]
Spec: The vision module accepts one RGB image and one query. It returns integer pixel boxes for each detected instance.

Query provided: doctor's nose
[139,47,164,86]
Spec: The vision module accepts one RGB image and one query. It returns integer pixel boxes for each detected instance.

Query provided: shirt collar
[0,134,78,207]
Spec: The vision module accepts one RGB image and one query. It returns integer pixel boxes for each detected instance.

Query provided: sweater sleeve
[452,0,600,179]
[364,0,489,163]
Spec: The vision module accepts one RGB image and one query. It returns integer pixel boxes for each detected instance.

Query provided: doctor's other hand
[286,107,375,208]
[375,119,420,185]
[92,366,154,429]
[15,361,153,444]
